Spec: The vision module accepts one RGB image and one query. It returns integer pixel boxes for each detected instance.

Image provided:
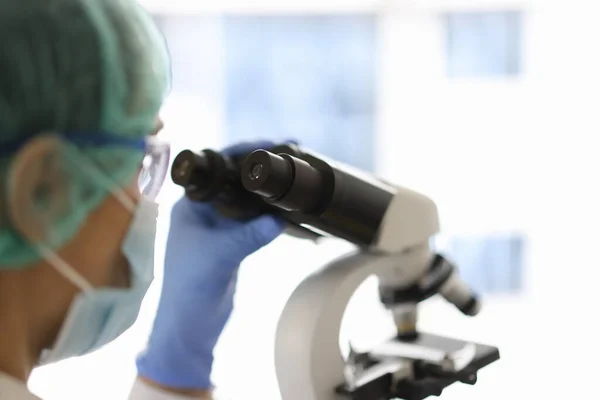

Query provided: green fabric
[0,0,171,269]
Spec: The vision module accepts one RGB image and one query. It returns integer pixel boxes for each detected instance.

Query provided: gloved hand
[136,141,285,390]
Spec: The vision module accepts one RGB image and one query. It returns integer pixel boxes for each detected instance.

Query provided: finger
[234,215,285,251]
[171,196,221,227]
[221,141,275,157]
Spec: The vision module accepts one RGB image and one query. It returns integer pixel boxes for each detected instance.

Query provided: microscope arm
[274,186,500,400]
[275,251,411,400]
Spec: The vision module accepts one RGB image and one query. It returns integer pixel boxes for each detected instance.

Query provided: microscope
[171,143,500,400]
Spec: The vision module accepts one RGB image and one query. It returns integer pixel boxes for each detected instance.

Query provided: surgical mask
[38,195,158,365]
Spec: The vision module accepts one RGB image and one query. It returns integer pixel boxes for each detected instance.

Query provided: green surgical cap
[0,0,171,269]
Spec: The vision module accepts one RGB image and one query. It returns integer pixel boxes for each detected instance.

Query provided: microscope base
[335,333,500,400]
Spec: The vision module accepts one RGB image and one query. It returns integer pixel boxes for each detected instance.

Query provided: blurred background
[28,0,600,399]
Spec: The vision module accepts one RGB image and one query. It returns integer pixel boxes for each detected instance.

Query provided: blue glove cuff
[136,351,213,390]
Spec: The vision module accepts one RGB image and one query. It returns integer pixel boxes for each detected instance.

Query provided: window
[445,11,523,78]
[436,234,526,294]
[223,16,377,171]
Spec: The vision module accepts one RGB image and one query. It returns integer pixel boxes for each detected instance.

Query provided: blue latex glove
[136,141,285,390]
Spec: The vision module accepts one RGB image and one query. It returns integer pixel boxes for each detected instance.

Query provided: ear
[5,134,71,245]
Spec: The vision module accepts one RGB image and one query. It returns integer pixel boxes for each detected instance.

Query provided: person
[0,0,284,399]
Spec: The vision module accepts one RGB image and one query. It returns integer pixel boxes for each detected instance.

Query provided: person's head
[0,0,170,373]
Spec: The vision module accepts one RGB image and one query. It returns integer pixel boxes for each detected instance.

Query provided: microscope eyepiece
[241,150,324,213]
[173,143,397,247]
[241,150,293,200]
[171,149,210,188]
[170,149,233,202]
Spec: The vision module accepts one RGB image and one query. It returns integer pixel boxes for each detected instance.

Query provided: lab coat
[0,372,199,400]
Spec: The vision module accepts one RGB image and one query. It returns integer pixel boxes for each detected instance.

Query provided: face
[2,118,165,355]
[58,117,165,291]
[104,117,166,289]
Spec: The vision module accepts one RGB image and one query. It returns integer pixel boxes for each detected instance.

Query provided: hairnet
[0,0,170,269]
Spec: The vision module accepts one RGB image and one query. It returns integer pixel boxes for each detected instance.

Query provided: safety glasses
[0,132,171,201]
[63,133,171,200]
[137,135,171,200]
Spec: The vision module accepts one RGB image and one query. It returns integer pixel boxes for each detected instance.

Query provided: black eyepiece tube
[170,148,272,220]
[241,147,398,246]
[241,151,324,213]
[171,143,397,247]
[171,150,211,190]
[241,150,293,200]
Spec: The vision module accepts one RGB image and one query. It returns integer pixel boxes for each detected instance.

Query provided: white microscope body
[275,186,498,400]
